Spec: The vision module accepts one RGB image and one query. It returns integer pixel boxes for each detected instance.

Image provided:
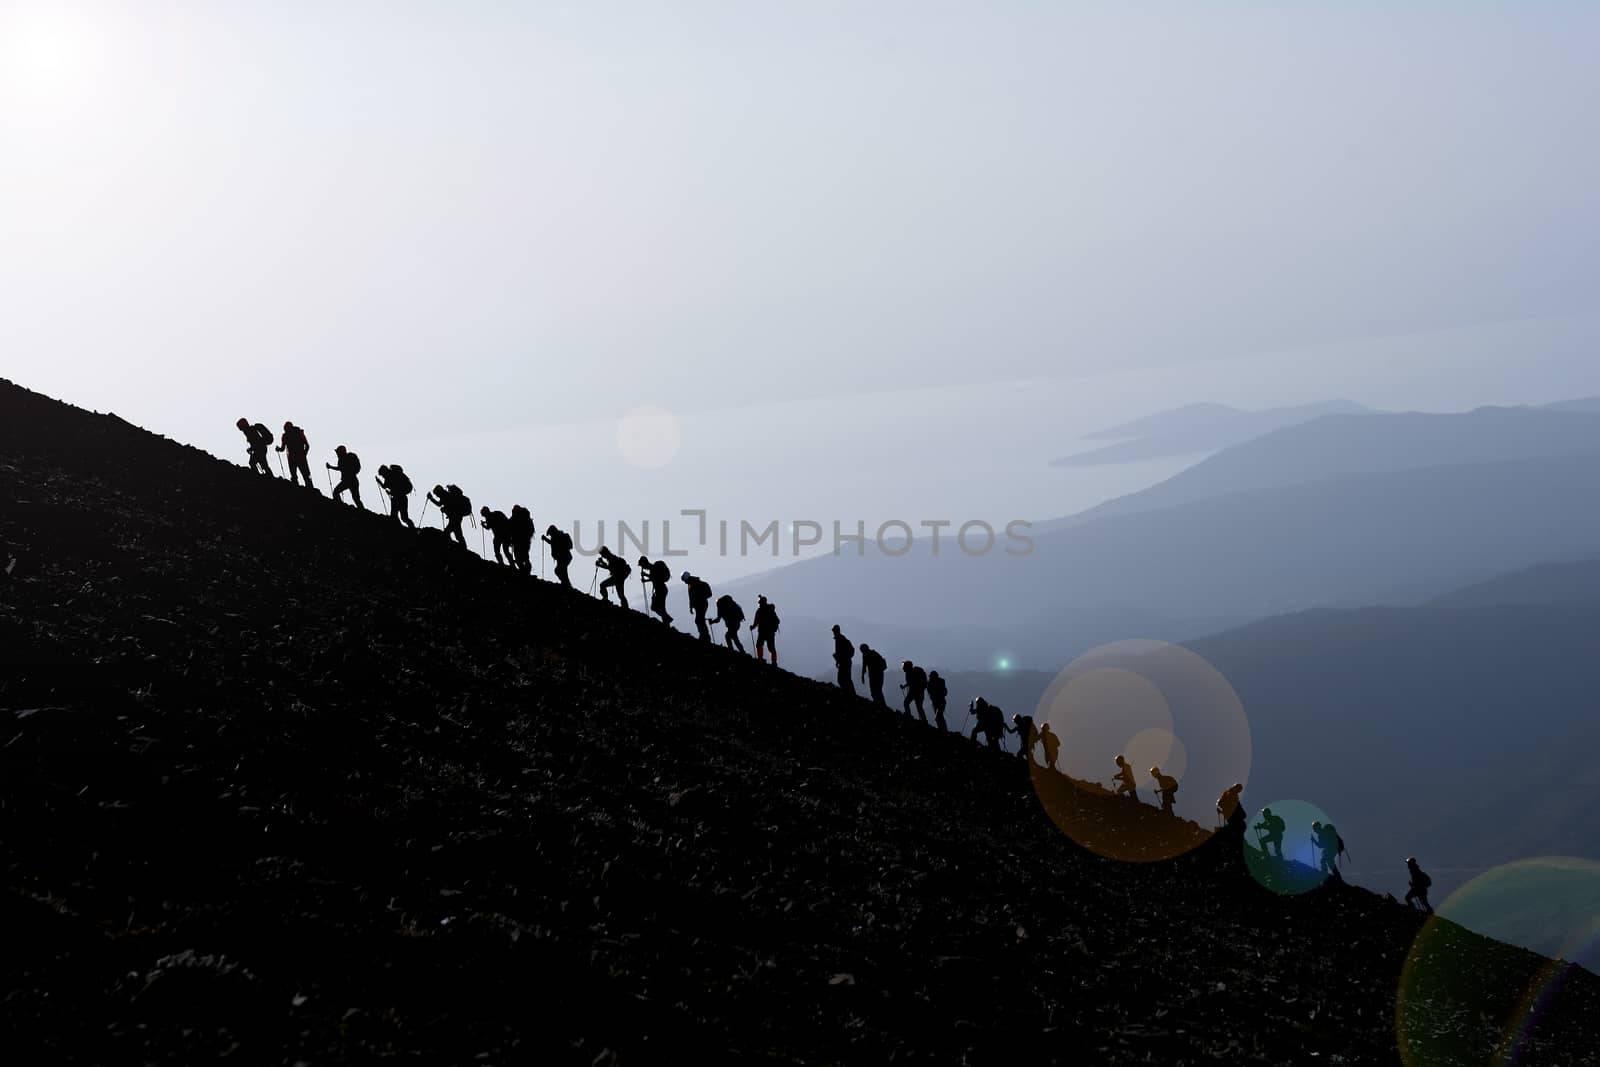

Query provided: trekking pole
[324,467,333,492]
[540,537,545,579]
[420,496,431,523]
[276,452,286,477]
[588,564,600,596]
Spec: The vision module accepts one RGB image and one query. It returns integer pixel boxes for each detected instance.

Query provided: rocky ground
[3,377,1598,1064]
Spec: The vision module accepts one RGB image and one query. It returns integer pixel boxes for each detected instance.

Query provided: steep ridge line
[4,377,1600,1064]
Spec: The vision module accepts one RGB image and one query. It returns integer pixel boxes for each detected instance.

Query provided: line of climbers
[235,416,1434,909]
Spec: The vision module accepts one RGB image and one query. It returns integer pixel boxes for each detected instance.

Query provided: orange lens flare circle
[1028,640,1252,863]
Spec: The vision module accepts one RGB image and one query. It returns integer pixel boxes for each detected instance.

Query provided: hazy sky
[5,2,1600,577]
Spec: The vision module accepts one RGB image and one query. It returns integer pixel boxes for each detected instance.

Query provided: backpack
[927,675,947,700]
[911,666,928,689]
[649,560,670,585]
[719,596,743,624]
[445,485,472,518]
[284,426,308,453]
[1415,870,1432,889]
[388,468,413,495]
[249,423,272,448]
[688,578,711,604]
[346,451,361,475]
[613,558,632,580]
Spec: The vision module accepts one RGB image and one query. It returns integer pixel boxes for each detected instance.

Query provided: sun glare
[1,7,101,104]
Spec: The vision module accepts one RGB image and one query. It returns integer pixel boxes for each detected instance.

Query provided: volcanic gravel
[3,378,1598,1065]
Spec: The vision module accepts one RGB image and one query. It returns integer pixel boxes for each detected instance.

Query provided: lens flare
[1241,798,1337,896]
[1396,856,1600,1066]
[1028,640,1251,862]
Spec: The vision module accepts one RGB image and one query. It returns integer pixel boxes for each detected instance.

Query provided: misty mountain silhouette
[1052,404,1600,526]
[7,376,1600,1062]
[731,407,1600,657]
[1052,399,1375,468]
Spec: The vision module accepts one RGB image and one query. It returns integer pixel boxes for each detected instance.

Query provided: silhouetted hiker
[1254,808,1286,859]
[1113,756,1138,801]
[639,556,674,625]
[900,661,929,722]
[1009,713,1039,763]
[236,418,275,476]
[1039,723,1060,771]
[325,445,364,508]
[596,547,632,605]
[969,698,1006,749]
[543,525,574,588]
[1405,857,1434,914]
[1216,783,1246,830]
[927,670,949,730]
[682,572,713,639]
[711,594,746,651]
[509,506,535,574]
[428,484,472,547]
[1311,821,1346,875]
[376,464,415,527]
[831,625,856,694]
[859,643,888,706]
[277,421,316,490]
[752,596,780,665]
[1151,767,1179,815]
[479,508,514,566]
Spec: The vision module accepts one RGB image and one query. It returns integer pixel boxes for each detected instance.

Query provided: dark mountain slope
[1187,602,1600,921]
[3,378,1599,1064]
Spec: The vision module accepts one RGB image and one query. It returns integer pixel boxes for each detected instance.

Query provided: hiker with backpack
[969,698,1006,750]
[1150,766,1179,815]
[858,643,888,706]
[1311,821,1346,876]
[927,670,949,731]
[481,507,515,566]
[901,661,929,723]
[236,418,275,477]
[831,625,856,695]
[428,485,472,547]
[1216,783,1246,830]
[376,465,415,527]
[1009,713,1040,763]
[1113,755,1139,801]
[639,556,674,625]
[277,421,317,491]
[682,572,713,639]
[1405,857,1434,914]
[710,594,746,651]
[595,547,632,606]
[1254,807,1286,858]
[751,595,779,665]
[542,525,574,587]
[1039,722,1060,771]
[326,445,365,508]
[508,506,535,574]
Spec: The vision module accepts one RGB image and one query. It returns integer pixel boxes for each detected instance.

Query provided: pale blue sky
[4,1,1599,576]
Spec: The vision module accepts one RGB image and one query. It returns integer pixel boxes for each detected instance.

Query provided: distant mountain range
[731,407,1600,662]
[920,556,1600,962]
[1051,399,1377,467]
